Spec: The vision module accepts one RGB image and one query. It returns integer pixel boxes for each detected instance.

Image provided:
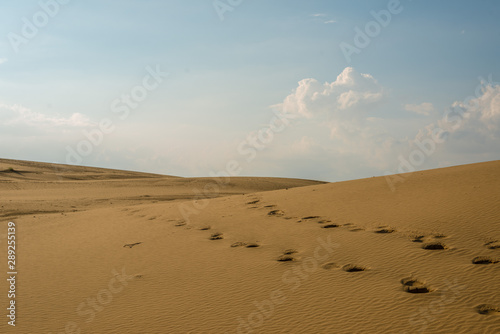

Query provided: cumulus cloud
[437,84,500,141]
[0,103,94,128]
[268,68,500,181]
[396,82,500,173]
[470,85,500,127]
[271,67,388,162]
[404,102,434,116]
[266,67,398,176]
[273,67,385,119]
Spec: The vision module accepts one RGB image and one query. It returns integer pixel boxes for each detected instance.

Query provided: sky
[0,0,499,182]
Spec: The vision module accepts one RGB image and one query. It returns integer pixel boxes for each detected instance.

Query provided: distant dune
[1,159,499,333]
[0,158,324,220]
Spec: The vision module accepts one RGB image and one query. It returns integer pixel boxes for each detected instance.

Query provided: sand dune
[1,159,499,333]
[0,159,323,220]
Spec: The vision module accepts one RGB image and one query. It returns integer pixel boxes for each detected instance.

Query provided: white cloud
[404,102,434,116]
[441,84,500,137]
[267,69,500,181]
[0,58,7,64]
[0,103,94,128]
[273,67,384,119]
[399,83,500,171]
[267,67,395,175]
[310,13,336,24]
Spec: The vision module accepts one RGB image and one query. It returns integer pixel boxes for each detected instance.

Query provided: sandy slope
[1,159,499,333]
[0,159,324,221]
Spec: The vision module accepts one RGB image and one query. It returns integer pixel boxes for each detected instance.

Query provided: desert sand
[1,158,499,333]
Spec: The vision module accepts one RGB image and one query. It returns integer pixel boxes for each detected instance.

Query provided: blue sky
[1,0,499,181]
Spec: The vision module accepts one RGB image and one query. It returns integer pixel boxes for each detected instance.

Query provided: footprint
[321,224,341,229]
[302,216,321,220]
[401,277,432,293]
[231,242,247,247]
[268,210,285,217]
[475,304,500,315]
[342,264,366,272]
[277,249,298,262]
[321,262,339,270]
[472,256,499,264]
[231,242,260,248]
[277,255,296,262]
[485,240,500,250]
[422,242,447,250]
[410,235,426,243]
[349,228,364,232]
[209,233,224,240]
[174,220,186,227]
[317,220,332,224]
[432,233,447,239]
[264,205,277,208]
[199,226,211,231]
[123,242,142,248]
[375,227,396,234]
[246,200,260,205]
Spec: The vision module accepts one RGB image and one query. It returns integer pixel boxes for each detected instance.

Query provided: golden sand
[1,159,499,333]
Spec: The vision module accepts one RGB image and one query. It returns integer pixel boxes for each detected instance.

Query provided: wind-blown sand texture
[1,158,499,333]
